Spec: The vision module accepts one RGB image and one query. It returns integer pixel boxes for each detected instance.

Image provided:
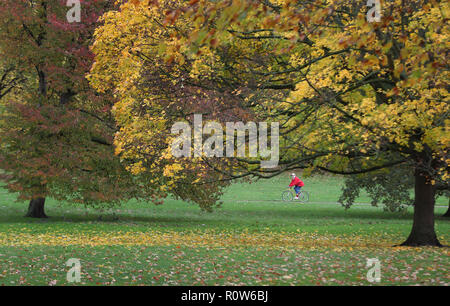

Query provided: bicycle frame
[281,188,309,203]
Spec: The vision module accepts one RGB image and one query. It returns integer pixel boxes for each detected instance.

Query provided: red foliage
[0,1,158,206]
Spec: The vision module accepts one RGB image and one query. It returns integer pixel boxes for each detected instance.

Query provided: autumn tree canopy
[89,0,449,246]
[0,0,166,217]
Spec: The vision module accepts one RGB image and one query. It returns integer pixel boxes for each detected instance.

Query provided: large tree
[89,0,449,245]
[89,0,237,210]
[0,0,165,217]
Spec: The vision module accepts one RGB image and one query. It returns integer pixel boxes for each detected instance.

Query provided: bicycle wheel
[298,191,309,203]
[281,190,293,202]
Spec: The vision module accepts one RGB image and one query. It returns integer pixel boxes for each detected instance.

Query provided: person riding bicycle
[289,173,304,200]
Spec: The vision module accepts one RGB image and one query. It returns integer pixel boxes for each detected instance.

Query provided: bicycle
[281,188,310,203]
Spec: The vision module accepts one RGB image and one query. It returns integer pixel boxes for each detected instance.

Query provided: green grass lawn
[0,175,448,286]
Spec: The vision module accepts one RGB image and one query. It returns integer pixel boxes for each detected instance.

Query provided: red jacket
[289,177,304,187]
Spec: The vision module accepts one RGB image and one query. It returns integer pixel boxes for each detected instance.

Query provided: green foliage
[339,166,414,212]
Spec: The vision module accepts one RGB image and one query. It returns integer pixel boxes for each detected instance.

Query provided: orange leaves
[131,0,160,8]
[164,9,181,26]
[263,14,280,28]
[130,0,141,7]
[210,38,218,47]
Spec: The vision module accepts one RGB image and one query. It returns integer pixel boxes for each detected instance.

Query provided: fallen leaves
[0,229,409,249]
[1,244,448,286]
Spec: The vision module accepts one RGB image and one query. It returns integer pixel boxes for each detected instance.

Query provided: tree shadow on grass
[0,204,421,228]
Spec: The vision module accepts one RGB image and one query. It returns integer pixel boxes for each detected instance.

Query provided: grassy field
[0,175,448,286]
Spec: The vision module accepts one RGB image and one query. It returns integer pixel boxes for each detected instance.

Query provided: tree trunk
[25,197,47,218]
[400,170,441,246]
[443,198,450,218]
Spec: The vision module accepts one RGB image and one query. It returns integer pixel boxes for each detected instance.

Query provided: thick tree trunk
[400,171,441,246]
[25,197,47,218]
[443,198,450,218]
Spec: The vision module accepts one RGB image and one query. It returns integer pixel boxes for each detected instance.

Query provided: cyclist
[289,173,304,200]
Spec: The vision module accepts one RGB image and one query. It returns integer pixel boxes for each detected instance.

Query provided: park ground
[0,175,448,286]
